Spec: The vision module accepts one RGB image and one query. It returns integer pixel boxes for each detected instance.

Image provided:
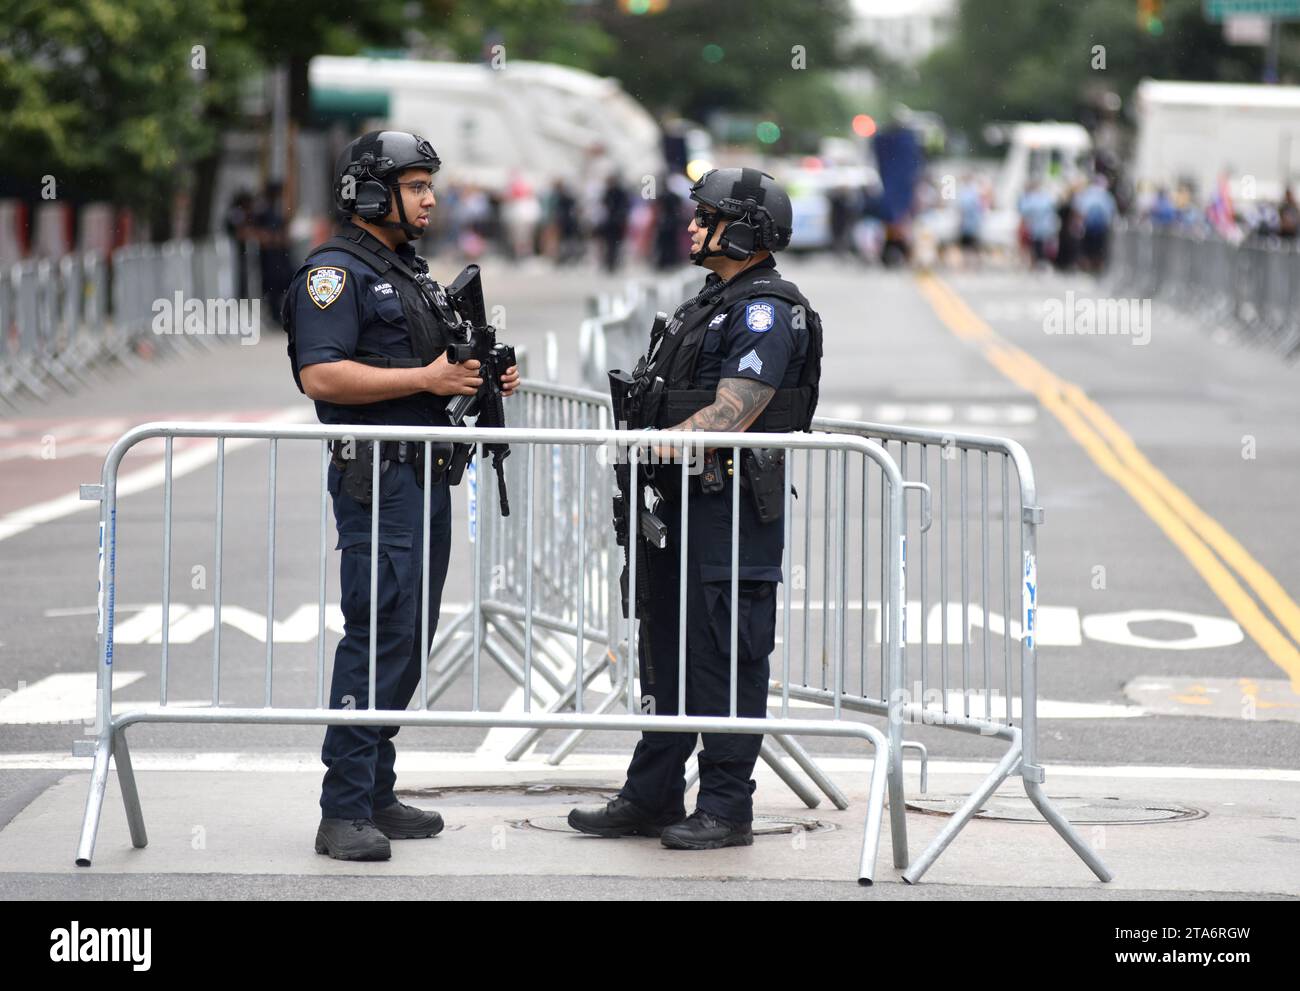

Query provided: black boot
[372,800,444,839]
[660,810,753,850]
[314,818,391,861]
[567,796,685,838]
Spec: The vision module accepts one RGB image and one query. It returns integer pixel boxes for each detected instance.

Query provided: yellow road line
[916,273,1300,688]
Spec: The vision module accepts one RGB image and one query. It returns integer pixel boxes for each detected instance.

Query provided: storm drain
[905,795,1205,825]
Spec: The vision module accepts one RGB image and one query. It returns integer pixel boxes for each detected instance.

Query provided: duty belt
[329,439,425,467]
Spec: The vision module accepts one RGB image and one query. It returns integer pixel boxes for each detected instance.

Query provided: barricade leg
[757,738,821,809]
[681,739,824,810]
[546,688,625,764]
[113,726,148,850]
[887,745,909,868]
[505,650,611,761]
[771,733,849,810]
[74,734,113,867]
[423,634,475,707]
[1023,779,1113,882]
[856,731,891,886]
[428,607,473,674]
[901,741,1022,884]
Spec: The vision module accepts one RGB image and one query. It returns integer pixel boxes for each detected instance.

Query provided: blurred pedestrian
[1278,188,1299,240]
[1018,180,1058,268]
[545,179,583,264]
[957,175,984,265]
[652,176,685,269]
[598,174,631,272]
[1074,176,1117,272]
[223,190,254,300]
[252,181,292,325]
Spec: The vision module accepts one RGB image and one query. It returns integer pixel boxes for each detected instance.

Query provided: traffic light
[620,0,670,13]
[1137,0,1164,35]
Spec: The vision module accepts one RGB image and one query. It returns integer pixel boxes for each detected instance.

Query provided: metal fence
[75,382,1111,885]
[75,419,898,883]
[577,268,703,390]
[0,237,240,409]
[1108,222,1300,359]
[472,384,1111,884]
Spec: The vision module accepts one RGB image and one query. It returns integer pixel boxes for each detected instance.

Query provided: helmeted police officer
[285,130,519,861]
[569,168,822,849]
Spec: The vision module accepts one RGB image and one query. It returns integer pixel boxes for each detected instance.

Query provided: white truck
[1132,79,1300,202]
[981,121,1093,249]
[308,55,665,191]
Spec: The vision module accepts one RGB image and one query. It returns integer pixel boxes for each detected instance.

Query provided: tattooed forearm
[673,378,775,434]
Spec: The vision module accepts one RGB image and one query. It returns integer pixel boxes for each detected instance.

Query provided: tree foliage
[900,0,1297,145]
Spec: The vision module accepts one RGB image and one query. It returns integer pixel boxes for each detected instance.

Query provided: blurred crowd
[398,173,692,272]
[1131,180,1300,245]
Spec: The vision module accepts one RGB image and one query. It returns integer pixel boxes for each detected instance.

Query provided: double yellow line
[917,272,1300,689]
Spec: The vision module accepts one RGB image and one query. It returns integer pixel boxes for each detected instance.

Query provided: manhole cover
[397,784,615,807]
[518,814,835,836]
[905,795,1204,824]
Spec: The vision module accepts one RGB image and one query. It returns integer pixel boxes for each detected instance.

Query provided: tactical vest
[641,267,823,433]
[283,224,458,395]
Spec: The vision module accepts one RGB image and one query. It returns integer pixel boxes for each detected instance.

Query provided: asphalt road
[2,252,1297,898]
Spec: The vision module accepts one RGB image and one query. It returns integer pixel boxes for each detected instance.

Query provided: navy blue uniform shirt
[287,237,449,427]
[694,258,807,393]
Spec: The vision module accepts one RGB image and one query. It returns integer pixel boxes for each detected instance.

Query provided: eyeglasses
[693,206,717,226]
[394,180,435,197]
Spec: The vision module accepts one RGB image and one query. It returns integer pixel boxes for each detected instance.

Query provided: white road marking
[0,672,142,725]
[0,406,313,544]
[824,402,1037,426]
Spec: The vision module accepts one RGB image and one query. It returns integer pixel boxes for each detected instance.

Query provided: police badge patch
[307,267,346,309]
[745,301,775,332]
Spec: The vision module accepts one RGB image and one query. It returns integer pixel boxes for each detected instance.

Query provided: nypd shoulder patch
[307,266,347,310]
[745,301,775,332]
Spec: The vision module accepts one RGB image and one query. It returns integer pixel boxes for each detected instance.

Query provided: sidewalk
[1,753,1296,898]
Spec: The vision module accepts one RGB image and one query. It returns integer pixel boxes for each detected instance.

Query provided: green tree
[901,0,1297,146]
[0,0,242,231]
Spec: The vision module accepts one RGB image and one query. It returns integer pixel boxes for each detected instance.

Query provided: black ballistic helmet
[334,130,441,238]
[689,167,793,262]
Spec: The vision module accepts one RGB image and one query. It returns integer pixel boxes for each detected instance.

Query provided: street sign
[1205,0,1300,20]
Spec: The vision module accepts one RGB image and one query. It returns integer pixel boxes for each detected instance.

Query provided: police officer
[285,130,520,860]
[569,168,822,849]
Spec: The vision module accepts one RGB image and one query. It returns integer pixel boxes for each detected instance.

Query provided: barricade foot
[901,742,1021,884]
[74,736,112,867]
[856,734,890,886]
[113,727,148,850]
[1023,778,1114,882]
[772,733,849,809]
[758,738,820,809]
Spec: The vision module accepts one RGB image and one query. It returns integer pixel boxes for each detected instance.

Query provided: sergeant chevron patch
[307,267,346,309]
[738,349,764,375]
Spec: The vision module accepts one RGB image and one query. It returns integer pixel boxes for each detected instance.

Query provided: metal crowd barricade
[0,236,243,407]
[471,383,850,813]
[1108,222,1300,360]
[74,419,899,884]
[811,416,1110,883]
[577,268,702,390]
[480,383,1111,883]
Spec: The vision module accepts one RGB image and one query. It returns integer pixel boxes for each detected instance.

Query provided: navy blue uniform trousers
[320,461,451,819]
[619,476,780,824]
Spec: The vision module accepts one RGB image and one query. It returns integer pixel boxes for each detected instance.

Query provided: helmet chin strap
[377,184,425,241]
[689,214,726,265]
